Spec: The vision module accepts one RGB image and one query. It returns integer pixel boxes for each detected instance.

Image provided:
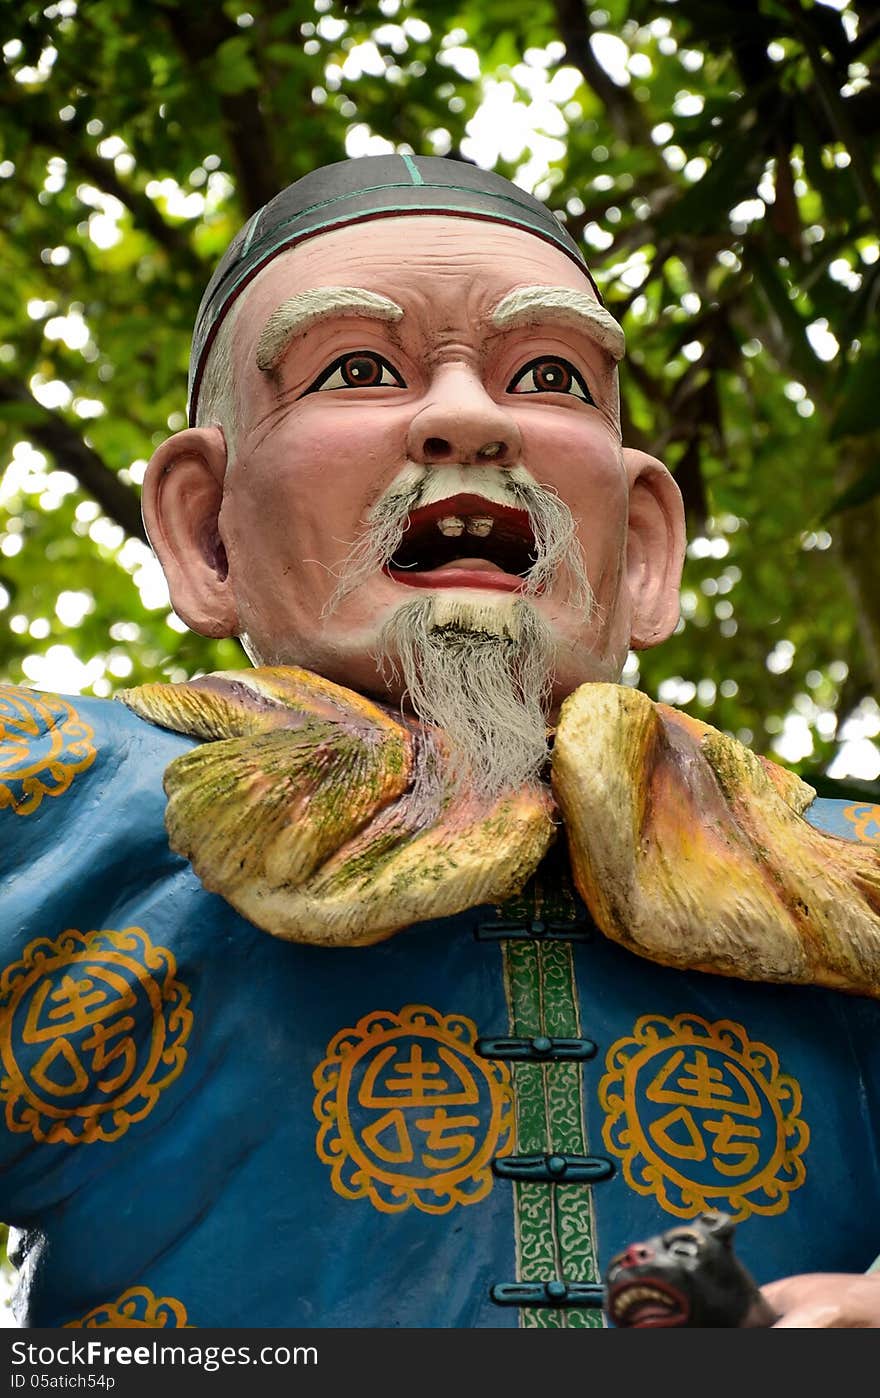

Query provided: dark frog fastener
[474,917,594,942]
[476,1034,597,1061]
[603,1212,779,1329]
[492,1151,614,1184]
[491,1280,604,1309]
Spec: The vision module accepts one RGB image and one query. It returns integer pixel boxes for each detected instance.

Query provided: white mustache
[381,463,533,512]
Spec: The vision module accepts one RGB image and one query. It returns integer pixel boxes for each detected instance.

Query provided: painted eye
[666,1236,700,1258]
[307,351,406,393]
[508,356,594,404]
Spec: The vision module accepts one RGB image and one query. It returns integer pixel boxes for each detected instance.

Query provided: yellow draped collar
[121,666,880,1000]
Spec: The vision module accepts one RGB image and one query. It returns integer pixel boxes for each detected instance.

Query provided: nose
[618,1243,656,1269]
[407,364,521,468]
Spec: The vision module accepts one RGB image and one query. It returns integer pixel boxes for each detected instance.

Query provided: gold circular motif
[0,927,192,1144]
[0,685,96,816]
[599,1013,809,1221]
[313,1004,513,1214]
[842,803,880,844]
[65,1286,190,1328]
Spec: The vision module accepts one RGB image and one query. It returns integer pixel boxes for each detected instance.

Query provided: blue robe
[1,683,879,1328]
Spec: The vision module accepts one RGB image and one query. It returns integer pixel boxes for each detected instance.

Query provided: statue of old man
[2,155,880,1330]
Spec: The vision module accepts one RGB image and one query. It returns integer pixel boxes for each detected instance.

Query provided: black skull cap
[188,153,596,424]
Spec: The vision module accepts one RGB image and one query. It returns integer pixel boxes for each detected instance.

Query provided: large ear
[141,427,240,638]
[698,1211,735,1247]
[623,447,686,650]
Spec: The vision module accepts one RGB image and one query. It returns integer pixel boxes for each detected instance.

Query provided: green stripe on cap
[400,154,425,186]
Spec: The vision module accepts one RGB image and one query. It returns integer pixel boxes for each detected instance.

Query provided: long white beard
[377,594,555,798]
[324,464,593,797]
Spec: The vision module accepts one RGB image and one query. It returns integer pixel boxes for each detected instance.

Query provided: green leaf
[0,400,47,427]
[830,348,880,442]
[214,36,260,95]
[825,460,880,517]
[656,132,761,238]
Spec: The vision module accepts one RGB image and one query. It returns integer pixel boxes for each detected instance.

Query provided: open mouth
[607,1279,690,1328]
[386,494,538,593]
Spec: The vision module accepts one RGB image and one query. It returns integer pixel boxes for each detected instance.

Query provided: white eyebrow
[491,286,625,362]
[255,286,404,373]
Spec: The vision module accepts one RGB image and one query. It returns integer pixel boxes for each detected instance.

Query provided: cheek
[523,418,628,539]
[244,404,408,510]
[221,407,412,613]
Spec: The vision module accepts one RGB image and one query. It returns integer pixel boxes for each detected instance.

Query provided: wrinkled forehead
[226,217,624,396]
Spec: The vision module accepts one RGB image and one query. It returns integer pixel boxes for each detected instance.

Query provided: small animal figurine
[604,1211,779,1328]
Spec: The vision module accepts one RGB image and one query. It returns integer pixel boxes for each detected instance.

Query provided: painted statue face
[146,214,684,715]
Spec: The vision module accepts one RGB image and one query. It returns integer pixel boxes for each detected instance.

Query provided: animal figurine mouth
[607,1278,690,1328]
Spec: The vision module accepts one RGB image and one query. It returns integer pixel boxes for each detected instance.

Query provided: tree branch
[73,153,199,272]
[30,119,203,274]
[0,377,146,542]
[0,82,207,274]
[551,0,651,145]
[787,3,880,233]
[160,9,282,215]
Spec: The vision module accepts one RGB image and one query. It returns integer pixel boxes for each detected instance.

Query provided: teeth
[435,514,496,538]
[613,1285,676,1320]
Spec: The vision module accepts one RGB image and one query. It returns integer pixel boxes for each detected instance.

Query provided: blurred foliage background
[0,0,879,791]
